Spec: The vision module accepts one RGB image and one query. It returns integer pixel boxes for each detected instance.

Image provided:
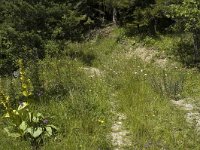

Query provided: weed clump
[150,70,185,100]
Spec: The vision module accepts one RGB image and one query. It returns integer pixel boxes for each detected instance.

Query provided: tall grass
[1,26,200,150]
[0,52,112,149]
[105,56,200,149]
[150,70,185,100]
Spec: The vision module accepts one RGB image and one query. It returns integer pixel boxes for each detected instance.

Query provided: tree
[168,0,200,62]
[131,0,175,34]
[0,0,91,75]
[104,0,132,25]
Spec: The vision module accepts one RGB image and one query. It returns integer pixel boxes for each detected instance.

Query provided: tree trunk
[149,18,156,35]
[113,7,117,25]
[154,18,157,33]
[137,24,140,32]
[193,30,200,63]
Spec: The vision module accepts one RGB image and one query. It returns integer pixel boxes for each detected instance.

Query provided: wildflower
[20,76,25,81]
[4,112,10,118]
[144,74,147,76]
[19,101,24,106]
[20,71,24,75]
[22,84,27,89]
[22,91,28,97]
[43,119,49,124]
[98,119,104,124]
[18,102,29,110]
[6,96,10,101]
[134,72,138,75]
[13,110,19,115]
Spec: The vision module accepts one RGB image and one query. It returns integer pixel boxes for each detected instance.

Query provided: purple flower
[19,101,23,106]
[37,91,43,97]
[43,119,48,124]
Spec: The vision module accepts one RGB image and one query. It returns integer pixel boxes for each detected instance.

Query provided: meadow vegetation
[1,0,200,149]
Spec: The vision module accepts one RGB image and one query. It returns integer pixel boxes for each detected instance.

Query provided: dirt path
[172,99,200,133]
[110,93,132,150]
[82,67,132,149]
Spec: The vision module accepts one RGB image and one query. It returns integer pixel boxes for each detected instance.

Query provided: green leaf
[28,112,32,122]
[32,116,39,123]
[47,124,59,131]
[45,127,52,136]
[36,113,44,118]
[3,112,10,118]
[9,133,21,138]
[32,127,43,138]
[18,102,29,111]
[26,127,34,135]
[19,121,27,131]
[4,128,21,138]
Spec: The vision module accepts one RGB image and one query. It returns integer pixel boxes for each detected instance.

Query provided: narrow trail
[82,66,132,149]
[172,99,200,132]
[110,93,132,150]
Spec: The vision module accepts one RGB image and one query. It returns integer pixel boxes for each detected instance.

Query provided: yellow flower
[6,96,10,101]
[20,76,25,80]
[4,112,10,118]
[98,119,105,124]
[13,110,19,115]
[18,59,23,65]
[22,84,27,89]
[22,91,28,97]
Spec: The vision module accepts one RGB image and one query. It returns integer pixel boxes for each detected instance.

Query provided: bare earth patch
[134,47,168,68]
[81,67,103,77]
[172,99,200,133]
[110,94,132,150]
[134,47,157,63]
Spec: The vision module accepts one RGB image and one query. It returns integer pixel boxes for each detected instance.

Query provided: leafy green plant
[0,59,58,150]
[168,0,200,63]
[1,95,58,150]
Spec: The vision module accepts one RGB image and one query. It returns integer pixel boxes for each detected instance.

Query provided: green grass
[0,55,112,149]
[1,26,200,149]
[93,28,200,149]
[107,58,200,149]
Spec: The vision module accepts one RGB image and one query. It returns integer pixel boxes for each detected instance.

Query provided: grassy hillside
[1,26,200,150]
